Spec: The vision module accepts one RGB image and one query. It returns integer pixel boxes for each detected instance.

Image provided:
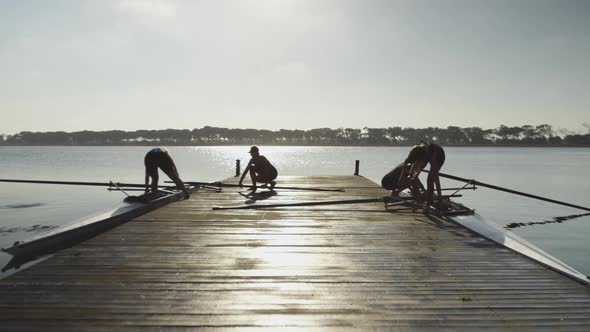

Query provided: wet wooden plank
[0,175,589,331]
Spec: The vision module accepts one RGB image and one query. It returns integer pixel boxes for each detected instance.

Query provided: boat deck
[1,176,589,331]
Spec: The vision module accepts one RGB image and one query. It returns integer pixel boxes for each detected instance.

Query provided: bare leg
[409,179,424,205]
[423,163,443,214]
[435,176,442,201]
[171,176,189,199]
[425,174,435,205]
[248,168,258,192]
[163,167,190,199]
[250,168,277,191]
[151,173,159,194]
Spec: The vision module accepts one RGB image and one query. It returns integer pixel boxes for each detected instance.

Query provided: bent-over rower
[144,147,190,199]
[394,141,446,211]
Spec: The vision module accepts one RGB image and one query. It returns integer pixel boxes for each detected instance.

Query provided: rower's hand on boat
[435,198,451,211]
[415,194,425,205]
[398,177,410,189]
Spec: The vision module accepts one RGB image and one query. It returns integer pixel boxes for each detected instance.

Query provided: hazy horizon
[1,0,589,135]
[2,123,590,137]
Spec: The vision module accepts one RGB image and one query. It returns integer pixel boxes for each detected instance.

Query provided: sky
[0,0,589,134]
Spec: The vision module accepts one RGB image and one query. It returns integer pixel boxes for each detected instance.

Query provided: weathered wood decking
[1,176,589,331]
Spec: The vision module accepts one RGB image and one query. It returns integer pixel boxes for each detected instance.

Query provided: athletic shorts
[144,150,175,175]
[428,143,445,166]
[269,165,278,181]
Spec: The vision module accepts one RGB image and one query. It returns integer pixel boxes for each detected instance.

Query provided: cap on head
[249,145,259,153]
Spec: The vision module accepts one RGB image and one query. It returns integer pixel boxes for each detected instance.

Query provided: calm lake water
[1,146,589,278]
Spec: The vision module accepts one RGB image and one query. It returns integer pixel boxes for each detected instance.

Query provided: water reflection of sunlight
[241,232,323,276]
[252,249,317,271]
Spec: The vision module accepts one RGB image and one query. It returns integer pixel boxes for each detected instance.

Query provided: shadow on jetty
[239,191,278,205]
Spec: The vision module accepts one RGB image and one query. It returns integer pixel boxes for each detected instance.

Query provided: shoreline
[1,144,590,148]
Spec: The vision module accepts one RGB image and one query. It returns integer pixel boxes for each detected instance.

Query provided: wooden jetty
[1,175,589,331]
[1,188,195,272]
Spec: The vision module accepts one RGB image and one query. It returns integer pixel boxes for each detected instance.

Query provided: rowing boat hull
[1,189,192,271]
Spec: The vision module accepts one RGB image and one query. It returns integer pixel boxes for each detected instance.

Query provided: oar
[441,186,476,192]
[345,186,476,191]
[424,170,590,212]
[107,188,145,192]
[108,181,130,197]
[212,194,461,210]
[170,181,345,192]
[213,197,385,210]
[0,178,166,189]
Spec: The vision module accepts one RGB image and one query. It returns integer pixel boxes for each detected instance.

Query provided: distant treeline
[2,125,590,147]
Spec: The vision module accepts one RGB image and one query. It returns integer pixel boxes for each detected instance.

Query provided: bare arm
[145,170,150,194]
[398,162,410,183]
[153,173,159,191]
[410,159,429,179]
[392,162,410,196]
[238,160,252,185]
[429,160,443,199]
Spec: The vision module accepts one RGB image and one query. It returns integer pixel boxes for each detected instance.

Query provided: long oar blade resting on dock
[424,170,590,212]
[212,194,462,210]
[174,181,345,192]
[213,197,385,210]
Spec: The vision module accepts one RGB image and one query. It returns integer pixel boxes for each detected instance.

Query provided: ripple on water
[1,203,45,209]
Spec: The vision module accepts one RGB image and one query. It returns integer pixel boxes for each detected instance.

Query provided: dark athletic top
[406,142,445,166]
[144,148,175,175]
[249,156,278,181]
[427,142,445,166]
